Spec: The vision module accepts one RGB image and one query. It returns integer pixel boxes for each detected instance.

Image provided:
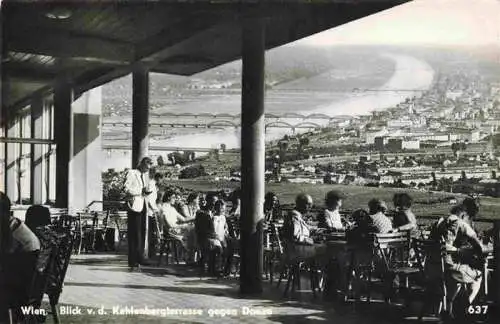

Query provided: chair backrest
[269,223,283,255]
[374,232,412,270]
[412,238,446,276]
[45,230,74,304]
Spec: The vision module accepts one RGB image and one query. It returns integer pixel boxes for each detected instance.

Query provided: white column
[5,117,19,202]
[69,87,103,212]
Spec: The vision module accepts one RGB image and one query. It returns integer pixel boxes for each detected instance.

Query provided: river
[102,52,435,171]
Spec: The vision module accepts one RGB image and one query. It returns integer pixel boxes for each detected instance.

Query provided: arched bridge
[102,112,354,131]
[146,112,356,120]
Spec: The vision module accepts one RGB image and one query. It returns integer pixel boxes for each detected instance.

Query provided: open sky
[292,0,500,47]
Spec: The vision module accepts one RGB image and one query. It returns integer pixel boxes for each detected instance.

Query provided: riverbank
[102,51,435,171]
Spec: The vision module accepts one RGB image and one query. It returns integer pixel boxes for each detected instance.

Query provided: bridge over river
[102,112,357,132]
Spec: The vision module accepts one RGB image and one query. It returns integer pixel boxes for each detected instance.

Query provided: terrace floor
[36,253,466,324]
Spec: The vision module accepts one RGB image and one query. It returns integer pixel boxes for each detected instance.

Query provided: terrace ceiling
[1,0,409,115]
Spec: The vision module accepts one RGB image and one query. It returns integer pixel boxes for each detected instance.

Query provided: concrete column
[239,18,265,295]
[31,95,44,204]
[5,117,19,202]
[132,66,150,168]
[0,120,4,193]
[69,87,103,212]
[132,66,150,259]
[54,83,73,208]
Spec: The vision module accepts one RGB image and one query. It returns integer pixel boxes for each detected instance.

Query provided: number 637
[467,305,488,314]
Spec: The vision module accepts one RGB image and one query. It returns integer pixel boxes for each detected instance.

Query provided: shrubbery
[102,169,128,202]
[179,165,207,179]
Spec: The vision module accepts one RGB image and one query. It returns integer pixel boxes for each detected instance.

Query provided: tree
[220,143,226,153]
[297,136,310,159]
[278,139,289,164]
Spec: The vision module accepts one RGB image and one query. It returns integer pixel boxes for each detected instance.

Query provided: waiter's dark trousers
[127,205,146,267]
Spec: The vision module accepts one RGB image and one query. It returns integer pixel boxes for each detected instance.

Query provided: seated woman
[159,190,191,247]
[25,205,51,233]
[229,189,241,219]
[318,190,345,231]
[366,199,393,234]
[180,192,200,264]
[392,193,417,233]
[429,205,484,318]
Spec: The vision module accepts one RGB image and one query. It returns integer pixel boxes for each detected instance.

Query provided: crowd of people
[0,155,492,321]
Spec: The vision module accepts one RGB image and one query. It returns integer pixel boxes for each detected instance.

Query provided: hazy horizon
[290,0,500,48]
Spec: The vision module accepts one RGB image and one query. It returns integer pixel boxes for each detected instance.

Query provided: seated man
[429,205,484,318]
[0,192,41,322]
[318,190,345,231]
[283,194,320,261]
[1,193,41,254]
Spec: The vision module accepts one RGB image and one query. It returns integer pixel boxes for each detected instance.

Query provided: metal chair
[412,238,449,321]
[157,230,185,266]
[371,232,419,305]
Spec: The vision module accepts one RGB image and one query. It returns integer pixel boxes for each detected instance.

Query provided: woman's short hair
[25,205,51,232]
[394,193,413,209]
[450,204,465,216]
[325,190,343,209]
[187,192,199,204]
[462,197,479,217]
[368,199,387,214]
[163,189,178,202]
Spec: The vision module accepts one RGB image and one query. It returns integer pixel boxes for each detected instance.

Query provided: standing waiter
[124,157,156,270]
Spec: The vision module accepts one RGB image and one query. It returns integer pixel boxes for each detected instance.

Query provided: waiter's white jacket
[124,169,157,213]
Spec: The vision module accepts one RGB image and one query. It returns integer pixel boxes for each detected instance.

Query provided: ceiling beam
[4,29,135,63]
[3,63,59,82]
[135,10,231,63]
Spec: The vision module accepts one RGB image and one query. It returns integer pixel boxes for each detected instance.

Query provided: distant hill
[102,44,500,115]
